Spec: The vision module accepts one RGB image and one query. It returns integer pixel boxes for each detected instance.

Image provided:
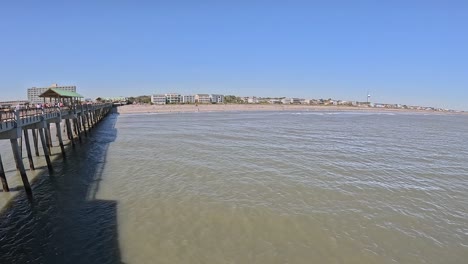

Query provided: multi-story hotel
[151,94,167,104]
[181,95,195,103]
[28,84,76,104]
[150,93,225,104]
[210,94,224,104]
[165,93,181,104]
[195,94,211,104]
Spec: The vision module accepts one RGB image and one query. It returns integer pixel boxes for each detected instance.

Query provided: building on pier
[39,88,83,106]
[28,84,77,104]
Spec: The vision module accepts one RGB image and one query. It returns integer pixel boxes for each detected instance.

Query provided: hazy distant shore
[116,104,465,115]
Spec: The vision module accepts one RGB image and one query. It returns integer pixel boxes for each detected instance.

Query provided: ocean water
[1,111,468,263]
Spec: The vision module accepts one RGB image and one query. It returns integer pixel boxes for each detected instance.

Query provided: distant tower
[367,91,371,103]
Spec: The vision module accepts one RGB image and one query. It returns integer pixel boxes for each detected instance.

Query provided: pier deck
[0,103,113,195]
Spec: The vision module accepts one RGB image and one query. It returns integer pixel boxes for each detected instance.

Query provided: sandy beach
[116,104,462,115]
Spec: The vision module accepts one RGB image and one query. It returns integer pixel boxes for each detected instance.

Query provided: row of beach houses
[151,94,224,104]
[242,96,454,111]
[243,96,359,105]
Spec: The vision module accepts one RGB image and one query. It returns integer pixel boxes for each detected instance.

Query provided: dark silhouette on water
[0,112,124,264]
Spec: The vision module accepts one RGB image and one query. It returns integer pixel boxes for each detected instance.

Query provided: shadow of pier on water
[0,112,125,264]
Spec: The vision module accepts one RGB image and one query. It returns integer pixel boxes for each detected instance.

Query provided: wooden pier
[0,103,113,195]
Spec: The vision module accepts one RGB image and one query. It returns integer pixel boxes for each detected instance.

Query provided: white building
[181,95,195,103]
[292,98,302,104]
[195,94,211,104]
[165,93,181,104]
[151,94,166,104]
[281,98,301,104]
[247,97,259,104]
[103,96,128,102]
[210,94,224,104]
[28,84,76,104]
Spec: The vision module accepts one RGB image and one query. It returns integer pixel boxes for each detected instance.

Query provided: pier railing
[0,110,16,132]
[0,103,112,133]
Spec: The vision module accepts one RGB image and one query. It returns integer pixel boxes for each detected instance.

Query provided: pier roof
[39,88,83,98]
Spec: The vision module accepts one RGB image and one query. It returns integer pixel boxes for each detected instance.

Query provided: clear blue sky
[1,0,467,110]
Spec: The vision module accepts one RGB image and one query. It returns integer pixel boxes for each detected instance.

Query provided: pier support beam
[32,129,40,156]
[0,154,9,192]
[55,122,66,159]
[44,125,52,155]
[65,119,75,146]
[47,123,53,150]
[73,118,77,136]
[81,115,88,137]
[10,138,32,195]
[23,129,35,171]
[65,119,72,140]
[74,119,82,143]
[86,111,91,131]
[91,111,96,126]
[38,128,53,172]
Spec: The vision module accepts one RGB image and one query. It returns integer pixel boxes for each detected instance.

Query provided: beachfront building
[28,84,76,104]
[103,96,128,102]
[210,94,224,104]
[247,97,259,104]
[151,94,166,104]
[195,94,211,104]
[292,98,302,104]
[269,99,282,104]
[281,98,302,104]
[165,93,181,104]
[102,96,129,105]
[181,95,195,103]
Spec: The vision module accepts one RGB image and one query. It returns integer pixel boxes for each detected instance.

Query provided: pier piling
[44,125,52,155]
[38,128,53,172]
[86,110,91,131]
[81,115,88,137]
[75,119,82,143]
[55,122,66,159]
[0,154,9,192]
[32,129,40,156]
[23,129,35,171]
[65,119,75,146]
[10,138,32,195]
[47,123,53,150]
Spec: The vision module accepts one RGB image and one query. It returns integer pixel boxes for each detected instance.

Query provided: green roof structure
[39,88,83,98]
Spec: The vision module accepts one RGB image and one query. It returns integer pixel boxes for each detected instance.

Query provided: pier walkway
[0,103,113,195]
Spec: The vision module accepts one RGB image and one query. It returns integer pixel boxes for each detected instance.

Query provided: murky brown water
[1,111,468,263]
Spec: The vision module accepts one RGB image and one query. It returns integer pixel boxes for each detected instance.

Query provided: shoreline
[116,104,466,115]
